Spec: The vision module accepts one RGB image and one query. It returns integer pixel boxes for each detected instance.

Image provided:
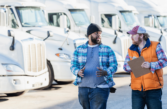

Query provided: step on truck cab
[0,13,49,95]
[45,0,130,73]
[0,0,88,87]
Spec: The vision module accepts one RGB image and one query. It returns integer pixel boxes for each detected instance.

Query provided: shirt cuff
[75,69,80,76]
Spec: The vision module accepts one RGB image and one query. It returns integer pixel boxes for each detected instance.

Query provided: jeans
[132,89,162,109]
[78,87,110,109]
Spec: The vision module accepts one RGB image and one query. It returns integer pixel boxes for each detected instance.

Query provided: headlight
[2,64,24,72]
[55,53,71,60]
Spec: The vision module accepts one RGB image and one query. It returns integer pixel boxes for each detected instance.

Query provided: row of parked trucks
[1,0,167,96]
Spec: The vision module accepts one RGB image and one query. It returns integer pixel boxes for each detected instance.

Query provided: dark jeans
[78,87,110,109]
[132,89,162,109]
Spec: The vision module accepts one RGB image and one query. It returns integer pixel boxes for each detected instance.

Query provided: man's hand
[141,62,150,69]
[96,67,108,77]
[78,67,85,77]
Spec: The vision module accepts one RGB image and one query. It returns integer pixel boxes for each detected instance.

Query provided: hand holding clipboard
[128,56,150,78]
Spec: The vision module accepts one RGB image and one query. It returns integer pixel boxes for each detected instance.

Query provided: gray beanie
[87,23,102,37]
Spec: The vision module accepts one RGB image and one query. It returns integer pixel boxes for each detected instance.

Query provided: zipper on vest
[142,77,145,91]
[141,73,145,91]
[155,72,162,86]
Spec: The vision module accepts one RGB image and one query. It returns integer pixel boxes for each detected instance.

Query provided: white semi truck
[45,0,131,73]
[0,9,49,95]
[0,0,87,88]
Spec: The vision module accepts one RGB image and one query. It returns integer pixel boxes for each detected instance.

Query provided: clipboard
[128,56,150,78]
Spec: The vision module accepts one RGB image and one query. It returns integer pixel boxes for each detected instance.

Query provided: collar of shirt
[88,44,98,47]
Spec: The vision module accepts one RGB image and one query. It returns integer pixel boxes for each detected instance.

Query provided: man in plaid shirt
[70,23,117,109]
[123,26,167,109]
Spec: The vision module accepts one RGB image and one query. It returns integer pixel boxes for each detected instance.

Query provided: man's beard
[132,37,142,45]
[91,35,101,44]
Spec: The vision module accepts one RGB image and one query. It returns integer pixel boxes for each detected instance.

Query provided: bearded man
[123,26,167,109]
[70,23,118,109]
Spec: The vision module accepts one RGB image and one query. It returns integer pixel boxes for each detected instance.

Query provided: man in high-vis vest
[123,26,167,109]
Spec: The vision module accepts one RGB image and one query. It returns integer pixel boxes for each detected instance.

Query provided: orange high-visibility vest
[128,41,163,91]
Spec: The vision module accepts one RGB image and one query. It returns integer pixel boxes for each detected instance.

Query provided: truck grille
[123,38,131,59]
[26,43,46,72]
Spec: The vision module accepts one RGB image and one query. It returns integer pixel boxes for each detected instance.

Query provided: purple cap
[127,26,146,35]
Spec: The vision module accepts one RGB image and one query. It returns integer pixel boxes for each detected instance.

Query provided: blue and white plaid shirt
[70,41,118,87]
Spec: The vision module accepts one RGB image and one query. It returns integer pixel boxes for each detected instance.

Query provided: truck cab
[0,7,49,95]
[0,0,87,87]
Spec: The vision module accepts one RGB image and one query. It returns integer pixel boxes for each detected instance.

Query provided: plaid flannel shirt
[70,41,118,87]
[123,39,167,73]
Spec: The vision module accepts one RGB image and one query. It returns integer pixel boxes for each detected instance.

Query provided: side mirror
[90,15,95,23]
[64,28,69,34]
[0,8,7,26]
[8,30,15,51]
[159,29,163,41]
[47,31,53,37]
[43,31,53,41]
[60,14,67,29]
[113,30,118,44]
[112,15,119,30]
[8,30,15,37]
[149,16,154,27]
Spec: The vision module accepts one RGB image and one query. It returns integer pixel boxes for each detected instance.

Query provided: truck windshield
[69,9,90,26]
[120,11,139,26]
[157,16,167,28]
[16,7,48,27]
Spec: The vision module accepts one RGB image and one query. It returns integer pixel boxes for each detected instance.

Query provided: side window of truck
[8,8,19,29]
[144,16,154,27]
[48,12,71,29]
[101,14,121,29]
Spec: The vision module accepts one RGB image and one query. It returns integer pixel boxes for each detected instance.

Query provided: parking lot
[0,73,167,109]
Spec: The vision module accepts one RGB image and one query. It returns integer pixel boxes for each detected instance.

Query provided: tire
[56,81,73,85]
[41,61,54,89]
[6,90,28,97]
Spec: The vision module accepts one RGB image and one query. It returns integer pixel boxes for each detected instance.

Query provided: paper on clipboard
[128,56,150,78]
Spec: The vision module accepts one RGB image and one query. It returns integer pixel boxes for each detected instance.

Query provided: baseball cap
[127,26,146,35]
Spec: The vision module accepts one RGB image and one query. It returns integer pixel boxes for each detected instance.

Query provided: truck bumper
[116,61,126,73]
[0,72,49,93]
[50,61,75,82]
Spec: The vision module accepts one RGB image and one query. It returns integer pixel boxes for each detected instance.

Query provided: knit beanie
[87,23,102,37]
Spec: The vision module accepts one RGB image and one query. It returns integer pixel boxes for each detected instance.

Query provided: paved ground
[0,73,167,109]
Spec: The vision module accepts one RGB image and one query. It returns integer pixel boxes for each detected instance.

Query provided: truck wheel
[42,61,54,89]
[56,81,73,84]
[6,90,28,97]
